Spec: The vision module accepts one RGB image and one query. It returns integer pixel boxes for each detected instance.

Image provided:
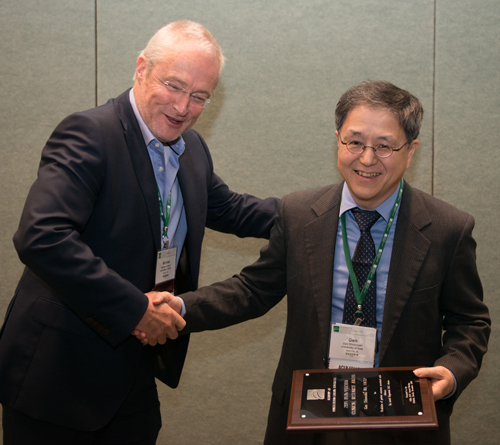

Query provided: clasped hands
[132,291,184,346]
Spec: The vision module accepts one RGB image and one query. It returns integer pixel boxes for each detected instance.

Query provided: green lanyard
[156,183,172,250]
[340,179,404,323]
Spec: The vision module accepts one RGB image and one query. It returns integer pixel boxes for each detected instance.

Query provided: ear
[135,56,148,83]
[406,139,419,169]
[335,130,343,151]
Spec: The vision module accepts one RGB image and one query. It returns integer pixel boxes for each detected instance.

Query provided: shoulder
[280,183,342,217]
[180,129,211,160]
[42,92,136,176]
[182,129,206,147]
[283,183,341,202]
[402,183,475,233]
[54,91,129,137]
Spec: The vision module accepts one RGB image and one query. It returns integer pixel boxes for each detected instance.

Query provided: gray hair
[134,20,225,80]
[335,81,424,142]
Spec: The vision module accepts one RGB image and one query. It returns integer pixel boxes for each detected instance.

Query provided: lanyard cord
[156,182,171,250]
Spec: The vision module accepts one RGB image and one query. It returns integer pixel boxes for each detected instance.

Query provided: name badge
[328,323,377,370]
[153,247,177,293]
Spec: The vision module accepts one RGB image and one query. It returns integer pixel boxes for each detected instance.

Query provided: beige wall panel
[434,1,500,443]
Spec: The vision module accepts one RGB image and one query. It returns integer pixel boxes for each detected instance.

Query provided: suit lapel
[305,185,342,357]
[114,90,161,252]
[379,183,432,363]
[175,130,208,290]
[176,143,198,248]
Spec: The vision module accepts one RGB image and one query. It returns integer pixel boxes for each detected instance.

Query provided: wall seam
[95,0,98,107]
[431,0,437,196]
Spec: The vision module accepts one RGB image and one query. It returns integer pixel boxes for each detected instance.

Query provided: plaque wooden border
[287,367,438,433]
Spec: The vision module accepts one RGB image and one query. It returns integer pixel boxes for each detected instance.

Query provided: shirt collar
[129,88,156,147]
[340,182,401,222]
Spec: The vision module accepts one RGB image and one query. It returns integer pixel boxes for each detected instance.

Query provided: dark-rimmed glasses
[339,135,408,158]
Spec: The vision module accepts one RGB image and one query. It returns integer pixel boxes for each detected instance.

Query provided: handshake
[132,291,185,346]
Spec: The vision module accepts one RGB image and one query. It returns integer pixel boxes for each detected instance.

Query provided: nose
[358,146,378,166]
[173,92,190,116]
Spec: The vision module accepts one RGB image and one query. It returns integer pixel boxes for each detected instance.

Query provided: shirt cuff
[178,296,186,318]
[442,370,458,400]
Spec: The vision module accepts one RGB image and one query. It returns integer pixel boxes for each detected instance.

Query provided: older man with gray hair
[0,20,278,444]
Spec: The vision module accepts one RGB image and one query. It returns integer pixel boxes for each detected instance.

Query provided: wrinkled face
[133,42,219,143]
[336,106,418,210]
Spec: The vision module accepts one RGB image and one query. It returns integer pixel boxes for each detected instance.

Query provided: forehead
[157,41,218,72]
[342,106,404,138]
[151,43,219,92]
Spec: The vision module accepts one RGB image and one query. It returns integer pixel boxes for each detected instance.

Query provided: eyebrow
[344,130,396,143]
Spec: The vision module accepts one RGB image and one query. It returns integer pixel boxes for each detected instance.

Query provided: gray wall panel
[97,0,435,199]
[434,1,500,443]
[0,0,496,443]
[96,1,435,443]
[0,0,95,314]
[0,1,95,437]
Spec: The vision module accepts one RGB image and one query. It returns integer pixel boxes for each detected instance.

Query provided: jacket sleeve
[435,213,490,400]
[13,111,148,347]
[181,196,289,332]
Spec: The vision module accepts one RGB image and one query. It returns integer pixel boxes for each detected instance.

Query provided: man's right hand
[132,291,186,346]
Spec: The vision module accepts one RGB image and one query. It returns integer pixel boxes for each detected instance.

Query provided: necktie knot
[352,208,381,232]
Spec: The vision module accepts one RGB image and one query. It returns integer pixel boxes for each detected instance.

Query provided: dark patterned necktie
[342,208,381,327]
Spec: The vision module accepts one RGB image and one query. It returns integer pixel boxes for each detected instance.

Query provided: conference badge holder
[328,322,377,369]
[153,247,177,292]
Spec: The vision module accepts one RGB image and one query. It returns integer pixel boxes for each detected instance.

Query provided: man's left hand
[414,366,455,401]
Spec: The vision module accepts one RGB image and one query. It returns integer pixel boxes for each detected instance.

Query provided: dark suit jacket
[0,90,278,431]
[181,182,490,444]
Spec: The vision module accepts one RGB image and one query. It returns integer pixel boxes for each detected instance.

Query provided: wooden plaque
[287,367,438,433]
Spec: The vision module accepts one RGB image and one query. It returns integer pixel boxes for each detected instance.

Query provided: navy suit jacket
[181,182,490,444]
[0,90,278,430]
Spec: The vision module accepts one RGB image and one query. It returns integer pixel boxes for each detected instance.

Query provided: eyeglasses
[157,75,211,109]
[339,135,408,158]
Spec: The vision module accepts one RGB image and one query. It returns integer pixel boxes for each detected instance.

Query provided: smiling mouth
[356,171,380,178]
[166,115,183,125]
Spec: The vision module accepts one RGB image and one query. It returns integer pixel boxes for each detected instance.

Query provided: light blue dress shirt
[129,89,187,266]
[331,183,401,366]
